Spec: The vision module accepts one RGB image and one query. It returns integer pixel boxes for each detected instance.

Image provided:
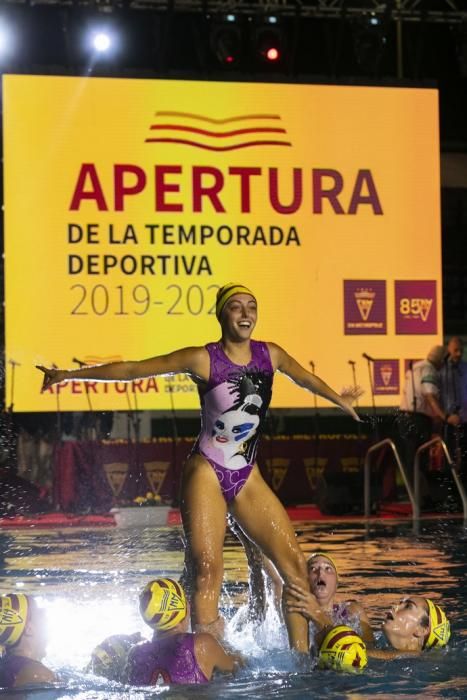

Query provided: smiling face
[220,294,257,341]
[307,555,338,606]
[382,596,429,651]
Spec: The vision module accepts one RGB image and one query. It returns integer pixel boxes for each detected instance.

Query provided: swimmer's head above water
[0,593,30,649]
[382,596,450,651]
[216,284,256,320]
[0,593,48,660]
[307,553,339,606]
[139,578,189,633]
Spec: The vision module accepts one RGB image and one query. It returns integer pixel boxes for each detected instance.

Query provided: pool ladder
[363,437,467,525]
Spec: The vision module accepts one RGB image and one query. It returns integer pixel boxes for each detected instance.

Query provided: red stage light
[266,47,280,61]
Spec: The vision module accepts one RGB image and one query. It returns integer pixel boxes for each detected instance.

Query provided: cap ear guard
[424,599,451,649]
[0,594,29,648]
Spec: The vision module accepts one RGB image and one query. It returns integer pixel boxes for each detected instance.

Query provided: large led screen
[3,75,442,411]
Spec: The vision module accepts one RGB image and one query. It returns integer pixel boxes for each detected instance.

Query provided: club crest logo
[354,288,376,321]
[373,359,400,395]
[103,462,129,497]
[344,280,386,335]
[144,461,170,495]
[303,457,328,491]
[265,458,290,492]
[380,364,393,386]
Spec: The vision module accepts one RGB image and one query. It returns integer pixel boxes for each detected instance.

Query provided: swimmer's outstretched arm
[267,343,362,422]
[366,648,421,660]
[36,346,209,392]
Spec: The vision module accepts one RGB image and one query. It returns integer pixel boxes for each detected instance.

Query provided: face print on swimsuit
[200,375,266,470]
[211,397,261,468]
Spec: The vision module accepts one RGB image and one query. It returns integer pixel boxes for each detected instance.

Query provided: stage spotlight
[0,19,15,60]
[256,27,283,64]
[92,31,111,53]
[84,24,119,59]
[210,24,242,66]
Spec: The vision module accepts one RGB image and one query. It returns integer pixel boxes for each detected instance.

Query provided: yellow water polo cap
[139,578,187,632]
[90,633,142,679]
[424,599,451,649]
[318,625,367,673]
[307,552,339,580]
[0,593,29,649]
[215,284,256,320]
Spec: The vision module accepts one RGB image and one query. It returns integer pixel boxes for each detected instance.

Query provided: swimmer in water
[37,283,361,652]
[125,578,243,685]
[88,632,144,683]
[367,596,450,659]
[0,593,56,689]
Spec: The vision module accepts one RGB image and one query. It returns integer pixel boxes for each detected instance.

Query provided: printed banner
[395,280,437,334]
[373,360,400,395]
[3,76,442,410]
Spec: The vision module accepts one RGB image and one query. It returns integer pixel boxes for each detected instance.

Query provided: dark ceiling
[1,0,467,145]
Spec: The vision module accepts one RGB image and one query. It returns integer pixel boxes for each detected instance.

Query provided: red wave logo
[145,111,292,151]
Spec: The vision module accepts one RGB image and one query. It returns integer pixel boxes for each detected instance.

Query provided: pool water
[0,519,466,699]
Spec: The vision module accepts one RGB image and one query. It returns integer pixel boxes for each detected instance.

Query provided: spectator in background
[397,346,460,502]
[440,337,467,478]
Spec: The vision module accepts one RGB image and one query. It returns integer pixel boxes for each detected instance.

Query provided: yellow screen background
[3,75,442,412]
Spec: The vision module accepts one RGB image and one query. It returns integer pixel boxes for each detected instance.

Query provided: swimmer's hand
[284,583,332,627]
[340,385,364,422]
[36,365,68,392]
[232,651,247,670]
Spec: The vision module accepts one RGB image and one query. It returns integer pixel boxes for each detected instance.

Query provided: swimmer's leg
[180,454,228,639]
[228,515,267,623]
[229,466,310,653]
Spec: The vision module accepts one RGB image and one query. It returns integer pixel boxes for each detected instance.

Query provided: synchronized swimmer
[37,282,361,652]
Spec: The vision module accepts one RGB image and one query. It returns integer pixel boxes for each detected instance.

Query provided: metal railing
[413,436,467,524]
[364,438,415,518]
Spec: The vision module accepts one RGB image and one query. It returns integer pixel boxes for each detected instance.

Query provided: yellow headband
[307,552,339,580]
[0,594,29,648]
[215,284,256,320]
[424,598,450,649]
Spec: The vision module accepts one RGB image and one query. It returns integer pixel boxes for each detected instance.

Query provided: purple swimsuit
[194,340,274,502]
[126,633,208,685]
[0,654,31,688]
